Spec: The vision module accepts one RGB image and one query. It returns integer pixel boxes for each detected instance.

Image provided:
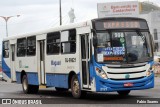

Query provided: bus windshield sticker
[97,47,125,56]
[113,47,125,55]
[114,32,124,38]
[120,38,125,43]
[97,47,112,53]
[97,54,104,62]
[104,56,123,61]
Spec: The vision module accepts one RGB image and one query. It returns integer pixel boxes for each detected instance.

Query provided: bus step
[39,85,46,89]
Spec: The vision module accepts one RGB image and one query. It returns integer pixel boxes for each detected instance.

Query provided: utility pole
[0,15,20,37]
[59,0,62,25]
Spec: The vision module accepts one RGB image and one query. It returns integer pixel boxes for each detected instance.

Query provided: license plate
[124,83,133,87]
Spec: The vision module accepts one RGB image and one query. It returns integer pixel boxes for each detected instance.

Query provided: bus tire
[117,90,130,96]
[55,87,68,91]
[22,75,39,94]
[71,75,86,98]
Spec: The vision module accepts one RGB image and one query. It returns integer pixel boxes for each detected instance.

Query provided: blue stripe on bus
[2,58,11,78]
[27,72,39,85]
[95,73,154,92]
[46,73,68,88]
[16,72,21,84]
[77,72,81,86]
[149,60,154,66]
[16,71,80,88]
[16,71,39,85]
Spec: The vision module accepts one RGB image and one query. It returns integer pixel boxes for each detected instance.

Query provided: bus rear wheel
[117,90,130,96]
[71,75,86,98]
[22,75,39,94]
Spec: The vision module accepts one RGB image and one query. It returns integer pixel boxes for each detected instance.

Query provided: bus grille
[103,64,149,80]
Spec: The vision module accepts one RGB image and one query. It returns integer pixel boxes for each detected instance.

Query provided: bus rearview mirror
[150,34,155,52]
[93,36,97,47]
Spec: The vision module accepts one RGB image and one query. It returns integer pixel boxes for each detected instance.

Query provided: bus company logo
[125,74,130,79]
[51,60,61,66]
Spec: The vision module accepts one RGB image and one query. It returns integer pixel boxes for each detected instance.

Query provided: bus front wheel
[117,90,130,96]
[22,75,39,94]
[71,75,86,98]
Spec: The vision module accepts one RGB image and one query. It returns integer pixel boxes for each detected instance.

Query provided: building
[97,1,160,55]
[139,2,160,54]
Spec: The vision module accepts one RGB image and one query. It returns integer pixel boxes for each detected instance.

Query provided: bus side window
[47,32,60,54]
[3,41,9,58]
[61,29,76,54]
[27,36,36,56]
[17,38,26,57]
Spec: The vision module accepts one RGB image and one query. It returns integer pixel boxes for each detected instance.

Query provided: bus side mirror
[93,36,97,47]
[150,34,155,52]
[91,29,97,47]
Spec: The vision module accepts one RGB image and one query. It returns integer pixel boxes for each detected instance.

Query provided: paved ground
[0,77,160,107]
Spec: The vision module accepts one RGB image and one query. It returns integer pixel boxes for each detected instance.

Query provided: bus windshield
[95,31,153,64]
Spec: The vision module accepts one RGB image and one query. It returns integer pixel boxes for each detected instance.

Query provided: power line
[49,13,69,27]
[46,16,60,27]
[63,16,69,25]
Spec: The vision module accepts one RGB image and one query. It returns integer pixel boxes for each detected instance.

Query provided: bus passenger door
[10,44,16,82]
[80,34,90,89]
[38,40,46,85]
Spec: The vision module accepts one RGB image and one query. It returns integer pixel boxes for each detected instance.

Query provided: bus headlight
[146,68,153,77]
[146,70,151,77]
[152,65,155,71]
[95,67,108,79]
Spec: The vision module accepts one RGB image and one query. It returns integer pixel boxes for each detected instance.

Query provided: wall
[140,11,160,54]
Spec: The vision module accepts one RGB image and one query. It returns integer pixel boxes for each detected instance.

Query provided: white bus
[2,17,155,98]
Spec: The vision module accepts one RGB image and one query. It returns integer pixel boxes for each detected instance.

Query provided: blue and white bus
[2,17,154,98]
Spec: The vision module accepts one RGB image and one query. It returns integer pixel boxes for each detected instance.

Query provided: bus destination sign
[94,19,149,30]
[103,21,140,29]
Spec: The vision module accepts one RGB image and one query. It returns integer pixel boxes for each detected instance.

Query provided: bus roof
[3,17,147,41]
[3,20,92,41]
[92,17,147,22]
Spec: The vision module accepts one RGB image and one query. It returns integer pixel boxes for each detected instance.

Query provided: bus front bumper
[96,73,154,92]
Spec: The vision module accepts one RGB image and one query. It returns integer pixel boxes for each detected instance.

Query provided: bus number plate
[124,83,133,87]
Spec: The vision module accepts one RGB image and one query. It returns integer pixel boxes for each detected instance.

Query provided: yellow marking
[39,85,46,89]
[139,2,142,13]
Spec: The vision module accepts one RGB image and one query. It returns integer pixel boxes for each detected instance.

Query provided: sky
[0,0,160,51]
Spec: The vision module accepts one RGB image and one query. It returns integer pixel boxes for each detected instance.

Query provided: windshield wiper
[136,31,148,51]
[136,31,145,42]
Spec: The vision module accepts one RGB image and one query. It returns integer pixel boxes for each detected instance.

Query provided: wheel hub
[23,79,27,90]
[73,79,79,94]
